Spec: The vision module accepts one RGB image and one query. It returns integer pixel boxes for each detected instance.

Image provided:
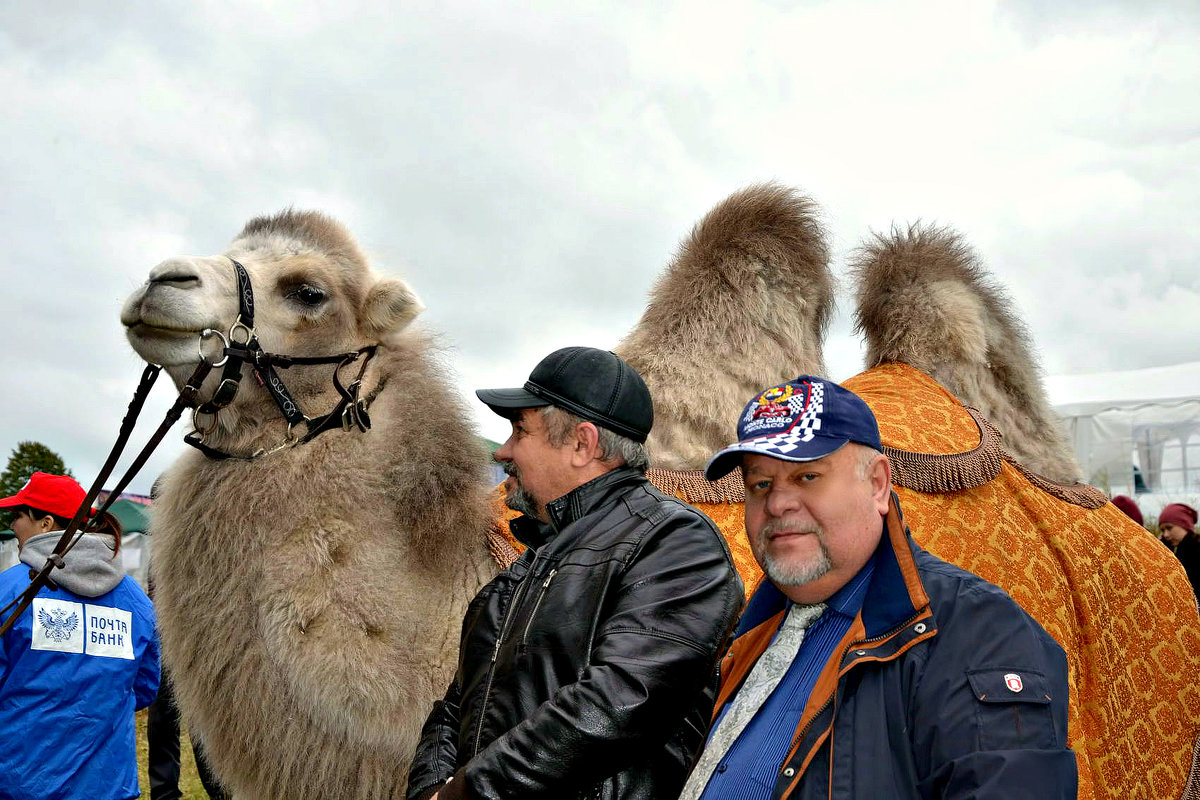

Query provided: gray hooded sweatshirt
[19,531,125,598]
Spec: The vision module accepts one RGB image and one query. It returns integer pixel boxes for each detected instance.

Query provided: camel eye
[289,284,326,307]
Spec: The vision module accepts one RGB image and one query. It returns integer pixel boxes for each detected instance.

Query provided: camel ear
[361,278,424,337]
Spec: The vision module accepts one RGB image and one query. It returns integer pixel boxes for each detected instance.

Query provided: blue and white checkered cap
[704,376,883,481]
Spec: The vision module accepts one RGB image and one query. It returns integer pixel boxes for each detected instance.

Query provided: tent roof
[108,498,150,534]
[1049,361,1200,418]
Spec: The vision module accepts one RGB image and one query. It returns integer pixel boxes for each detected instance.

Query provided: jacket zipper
[521,568,557,646]
[781,609,930,794]
[472,555,541,757]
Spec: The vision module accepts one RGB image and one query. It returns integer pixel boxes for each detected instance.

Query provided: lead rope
[0,357,215,638]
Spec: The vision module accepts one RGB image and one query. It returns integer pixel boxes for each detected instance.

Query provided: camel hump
[617,183,834,471]
[850,223,1082,483]
[626,182,832,348]
[851,223,1022,371]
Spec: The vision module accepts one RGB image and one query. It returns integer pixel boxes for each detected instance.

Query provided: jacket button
[717,764,728,774]
[783,767,795,777]
[855,650,866,656]
[914,622,927,633]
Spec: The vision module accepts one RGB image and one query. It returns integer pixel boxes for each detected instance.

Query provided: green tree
[0,441,73,527]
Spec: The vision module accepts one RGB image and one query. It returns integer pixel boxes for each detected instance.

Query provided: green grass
[135,709,212,799]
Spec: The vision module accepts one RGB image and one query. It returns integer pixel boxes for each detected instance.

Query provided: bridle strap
[196,258,255,416]
[0,359,215,637]
[192,257,374,438]
[183,345,378,461]
[231,257,255,324]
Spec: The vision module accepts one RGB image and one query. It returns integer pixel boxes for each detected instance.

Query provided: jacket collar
[509,466,648,549]
[735,492,929,639]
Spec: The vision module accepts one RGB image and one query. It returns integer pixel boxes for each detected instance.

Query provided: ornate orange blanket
[488,362,1200,800]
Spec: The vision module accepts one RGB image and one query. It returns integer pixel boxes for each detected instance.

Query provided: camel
[121,210,498,799]
[488,183,1200,799]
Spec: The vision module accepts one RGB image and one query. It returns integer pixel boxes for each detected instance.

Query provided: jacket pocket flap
[966,668,1052,704]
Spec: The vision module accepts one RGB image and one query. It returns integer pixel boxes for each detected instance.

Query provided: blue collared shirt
[698,557,876,800]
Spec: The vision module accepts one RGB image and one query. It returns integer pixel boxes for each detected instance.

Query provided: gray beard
[502,462,541,518]
[755,520,833,588]
[761,541,832,587]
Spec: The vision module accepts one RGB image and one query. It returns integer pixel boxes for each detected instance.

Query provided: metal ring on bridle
[285,418,310,443]
[229,321,255,347]
[198,329,230,366]
[192,408,220,436]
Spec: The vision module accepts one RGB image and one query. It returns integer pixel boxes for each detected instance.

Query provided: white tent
[1049,361,1200,514]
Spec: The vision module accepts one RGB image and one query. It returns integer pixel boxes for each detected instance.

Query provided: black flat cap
[476,347,653,443]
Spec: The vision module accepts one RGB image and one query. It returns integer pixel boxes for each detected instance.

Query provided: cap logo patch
[751,384,795,420]
[741,380,824,441]
[1004,673,1024,693]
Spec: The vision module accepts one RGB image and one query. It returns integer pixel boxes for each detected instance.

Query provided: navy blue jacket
[712,494,1077,799]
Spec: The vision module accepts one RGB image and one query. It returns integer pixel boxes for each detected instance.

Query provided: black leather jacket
[406,467,744,800]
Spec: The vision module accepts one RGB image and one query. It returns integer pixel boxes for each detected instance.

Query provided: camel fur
[851,224,1082,482]
[121,210,497,799]
[615,183,833,471]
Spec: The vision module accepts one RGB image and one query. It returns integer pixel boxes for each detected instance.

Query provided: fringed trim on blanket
[885,406,1109,509]
[1183,730,1200,800]
[885,407,1003,493]
[487,524,521,569]
[647,467,746,504]
[1004,457,1110,510]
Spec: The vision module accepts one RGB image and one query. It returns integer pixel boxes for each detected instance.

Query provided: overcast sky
[2,0,1197,494]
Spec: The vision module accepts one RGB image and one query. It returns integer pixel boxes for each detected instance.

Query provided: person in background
[1111,494,1143,526]
[147,670,229,800]
[0,472,160,800]
[1158,502,1200,605]
[681,376,1076,800]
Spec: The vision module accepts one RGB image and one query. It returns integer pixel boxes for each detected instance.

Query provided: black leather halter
[183,257,379,460]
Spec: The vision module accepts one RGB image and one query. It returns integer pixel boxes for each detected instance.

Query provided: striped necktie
[678,602,827,800]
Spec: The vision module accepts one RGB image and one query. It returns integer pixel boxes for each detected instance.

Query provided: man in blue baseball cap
[680,376,1077,800]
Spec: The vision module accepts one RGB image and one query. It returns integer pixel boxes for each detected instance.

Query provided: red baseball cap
[0,472,89,520]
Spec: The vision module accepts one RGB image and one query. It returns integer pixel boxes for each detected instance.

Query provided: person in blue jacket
[0,472,160,800]
[680,377,1076,800]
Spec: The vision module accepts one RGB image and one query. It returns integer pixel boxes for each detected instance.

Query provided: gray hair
[541,406,650,472]
[853,444,886,480]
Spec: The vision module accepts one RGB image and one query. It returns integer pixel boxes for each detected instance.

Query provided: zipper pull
[542,568,557,588]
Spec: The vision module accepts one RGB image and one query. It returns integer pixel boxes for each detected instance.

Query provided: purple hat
[1110,495,1143,526]
[705,376,883,481]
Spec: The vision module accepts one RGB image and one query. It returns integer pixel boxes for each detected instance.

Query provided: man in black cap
[406,346,744,800]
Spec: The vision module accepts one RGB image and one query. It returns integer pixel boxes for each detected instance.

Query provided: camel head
[121,210,423,426]
[615,183,833,471]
